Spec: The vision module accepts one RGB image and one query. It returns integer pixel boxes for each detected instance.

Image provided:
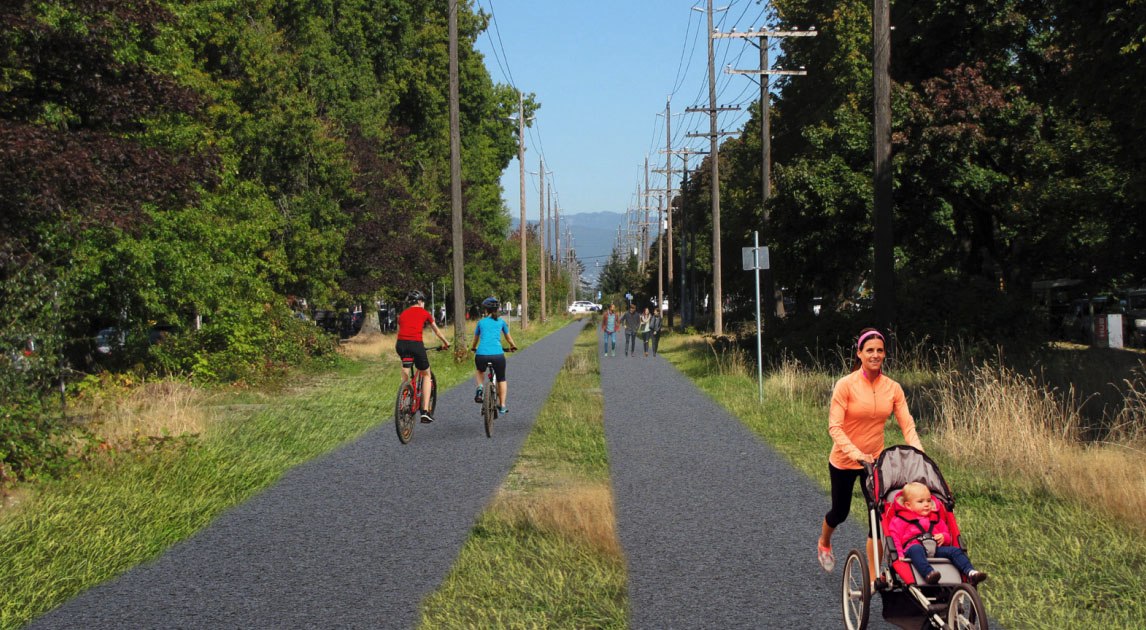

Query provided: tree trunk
[357,309,381,337]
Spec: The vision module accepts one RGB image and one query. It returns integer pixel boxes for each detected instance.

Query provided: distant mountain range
[512,211,623,283]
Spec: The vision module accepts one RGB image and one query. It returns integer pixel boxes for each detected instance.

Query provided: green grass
[419,328,627,629]
[656,333,1146,629]
[0,318,569,630]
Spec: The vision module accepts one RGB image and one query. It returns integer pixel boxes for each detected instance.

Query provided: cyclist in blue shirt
[471,296,517,414]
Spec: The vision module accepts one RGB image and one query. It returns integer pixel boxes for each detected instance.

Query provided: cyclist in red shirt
[395,290,449,422]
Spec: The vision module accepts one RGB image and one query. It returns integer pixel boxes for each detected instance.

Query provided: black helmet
[407,290,425,303]
[481,296,500,311]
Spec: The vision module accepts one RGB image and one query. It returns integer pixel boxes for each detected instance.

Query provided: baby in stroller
[887,482,988,586]
[841,445,991,629]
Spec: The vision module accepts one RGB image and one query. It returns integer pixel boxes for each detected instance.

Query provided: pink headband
[857,330,884,350]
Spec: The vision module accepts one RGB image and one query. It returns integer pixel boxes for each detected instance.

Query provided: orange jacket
[828,369,922,470]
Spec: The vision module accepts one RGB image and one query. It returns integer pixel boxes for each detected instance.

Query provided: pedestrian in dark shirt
[621,303,640,357]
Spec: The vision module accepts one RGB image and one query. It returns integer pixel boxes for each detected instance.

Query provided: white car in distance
[567,301,595,314]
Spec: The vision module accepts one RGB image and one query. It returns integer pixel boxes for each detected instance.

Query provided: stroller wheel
[841,549,871,630]
[946,584,988,630]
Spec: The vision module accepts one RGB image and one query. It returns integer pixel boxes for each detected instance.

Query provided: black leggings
[825,463,869,530]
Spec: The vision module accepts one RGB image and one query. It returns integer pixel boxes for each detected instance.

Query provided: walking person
[621,302,640,357]
[600,303,619,357]
[638,307,652,356]
[649,307,663,356]
[816,327,923,573]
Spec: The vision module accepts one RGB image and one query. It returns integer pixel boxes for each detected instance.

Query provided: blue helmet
[481,296,500,311]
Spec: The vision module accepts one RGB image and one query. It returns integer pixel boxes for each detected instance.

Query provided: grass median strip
[0,319,567,630]
[419,327,627,629]
[656,332,1146,629]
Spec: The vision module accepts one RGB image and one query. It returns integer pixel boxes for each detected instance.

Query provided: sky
[472,0,779,219]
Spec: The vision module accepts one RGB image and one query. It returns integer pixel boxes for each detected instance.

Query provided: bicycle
[477,347,514,438]
[394,345,445,444]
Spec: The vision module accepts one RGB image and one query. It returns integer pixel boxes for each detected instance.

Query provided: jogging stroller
[840,445,988,630]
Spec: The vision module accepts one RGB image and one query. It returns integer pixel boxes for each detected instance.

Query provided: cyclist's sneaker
[474,386,483,403]
[420,410,434,423]
[498,406,508,415]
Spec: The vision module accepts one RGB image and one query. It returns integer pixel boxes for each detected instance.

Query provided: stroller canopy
[865,445,955,509]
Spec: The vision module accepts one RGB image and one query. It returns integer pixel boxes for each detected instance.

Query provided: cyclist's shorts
[474,354,507,382]
[395,339,430,371]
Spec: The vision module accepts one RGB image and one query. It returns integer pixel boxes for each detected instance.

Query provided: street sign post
[744,236,768,402]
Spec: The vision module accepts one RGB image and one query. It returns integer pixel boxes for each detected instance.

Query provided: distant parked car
[95,327,125,355]
[568,301,595,314]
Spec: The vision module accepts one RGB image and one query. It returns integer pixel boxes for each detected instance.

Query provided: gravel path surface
[599,338,875,629]
[29,321,585,630]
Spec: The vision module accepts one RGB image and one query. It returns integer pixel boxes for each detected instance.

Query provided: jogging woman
[471,296,517,414]
[817,327,923,572]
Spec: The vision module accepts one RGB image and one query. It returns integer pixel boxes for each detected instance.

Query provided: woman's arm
[827,380,869,463]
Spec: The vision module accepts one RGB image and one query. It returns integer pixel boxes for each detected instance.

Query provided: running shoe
[474,386,483,403]
[420,410,434,423]
[817,544,835,572]
[498,406,508,415]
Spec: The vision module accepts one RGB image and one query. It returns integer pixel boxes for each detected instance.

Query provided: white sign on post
[742,246,770,271]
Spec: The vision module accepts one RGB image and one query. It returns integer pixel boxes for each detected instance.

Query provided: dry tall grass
[338,332,392,360]
[492,483,622,559]
[82,380,208,448]
[927,361,1146,526]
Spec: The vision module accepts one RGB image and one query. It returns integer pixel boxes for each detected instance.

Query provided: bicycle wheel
[482,377,497,438]
[394,381,417,444]
[841,549,870,630]
[427,371,438,415]
[946,584,988,630]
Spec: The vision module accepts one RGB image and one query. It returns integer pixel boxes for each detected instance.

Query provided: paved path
[30,321,914,629]
[599,337,870,629]
[29,322,586,629]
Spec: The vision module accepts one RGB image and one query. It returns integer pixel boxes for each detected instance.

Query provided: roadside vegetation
[420,328,626,629]
[657,331,1146,628]
[0,319,566,630]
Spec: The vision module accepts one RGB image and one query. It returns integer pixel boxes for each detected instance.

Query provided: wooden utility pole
[517,91,529,329]
[643,155,651,268]
[448,0,466,345]
[657,192,664,316]
[660,149,707,325]
[539,156,547,322]
[707,0,723,336]
[554,192,561,288]
[872,0,896,331]
[664,98,675,327]
[718,25,816,330]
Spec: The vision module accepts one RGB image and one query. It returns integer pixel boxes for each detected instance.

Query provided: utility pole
[706,0,722,335]
[657,192,664,316]
[554,192,561,288]
[872,0,896,332]
[664,98,675,327]
[539,156,547,322]
[718,24,816,331]
[517,91,529,329]
[448,0,466,346]
[659,149,707,326]
[643,155,651,269]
